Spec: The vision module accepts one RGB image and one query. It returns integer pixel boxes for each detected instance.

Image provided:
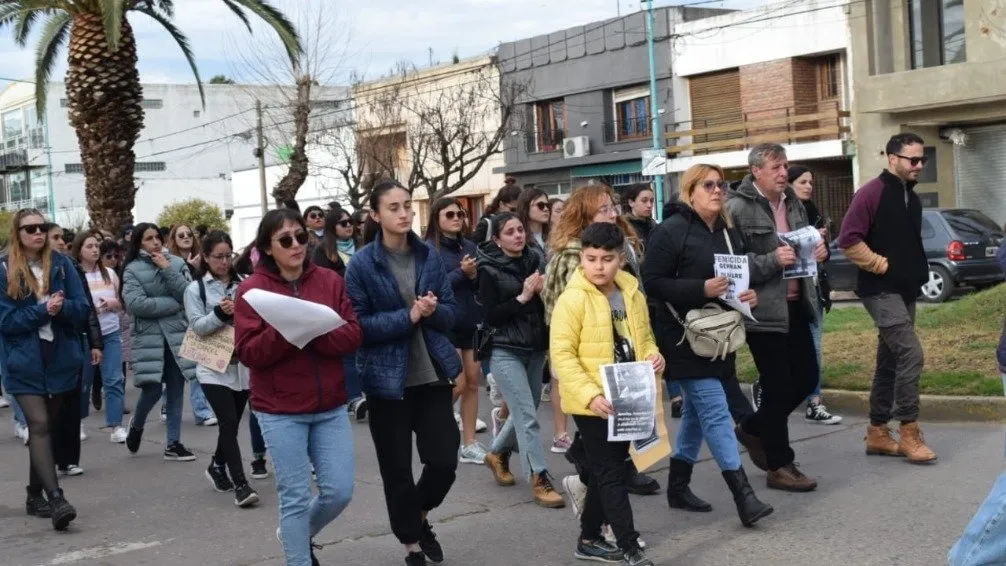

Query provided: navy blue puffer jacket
[429,235,482,337]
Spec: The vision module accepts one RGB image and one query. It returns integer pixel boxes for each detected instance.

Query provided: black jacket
[72,260,104,351]
[476,241,546,351]
[625,215,657,246]
[642,202,744,381]
[859,171,927,301]
[311,245,347,278]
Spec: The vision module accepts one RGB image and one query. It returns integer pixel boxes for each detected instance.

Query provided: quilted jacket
[344,231,461,400]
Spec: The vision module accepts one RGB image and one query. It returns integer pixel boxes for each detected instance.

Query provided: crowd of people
[0,134,969,566]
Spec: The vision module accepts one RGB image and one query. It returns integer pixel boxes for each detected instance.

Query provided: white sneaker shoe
[60,465,85,476]
[562,475,587,519]
[196,416,218,426]
[0,396,9,408]
[602,524,646,549]
[475,417,488,433]
[110,426,128,444]
[79,424,88,441]
[14,422,29,445]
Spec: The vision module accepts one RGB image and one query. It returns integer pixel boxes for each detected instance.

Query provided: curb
[738,384,1006,423]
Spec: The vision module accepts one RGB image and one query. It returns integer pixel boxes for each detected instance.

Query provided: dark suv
[828,208,1005,303]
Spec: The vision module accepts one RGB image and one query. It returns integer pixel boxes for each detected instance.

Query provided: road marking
[46,541,162,564]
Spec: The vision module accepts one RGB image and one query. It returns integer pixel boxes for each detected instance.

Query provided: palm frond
[225,0,301,64]
[33,11,71,117]
[100,0,127,51]
[219,0,250,32]
[131,6,205,107]
[13,8,45,45]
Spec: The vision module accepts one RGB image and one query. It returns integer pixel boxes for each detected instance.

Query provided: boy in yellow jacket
[551,223,663,566]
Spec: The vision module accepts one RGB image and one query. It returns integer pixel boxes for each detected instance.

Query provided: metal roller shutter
[954,124,1006,226]
[688,70,741,148]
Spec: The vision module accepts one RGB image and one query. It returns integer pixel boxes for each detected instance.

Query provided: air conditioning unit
[564,136,590,159]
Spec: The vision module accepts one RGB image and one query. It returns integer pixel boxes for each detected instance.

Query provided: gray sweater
[385,246,439,388]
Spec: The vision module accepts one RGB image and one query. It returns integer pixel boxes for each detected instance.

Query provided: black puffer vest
[476,241,546,351]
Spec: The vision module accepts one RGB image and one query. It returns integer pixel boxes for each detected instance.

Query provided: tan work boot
[766,463,817,492]
[531,473,565,508]
[898,422,938,464]
[485,452,516,486]
[865,424,904,457]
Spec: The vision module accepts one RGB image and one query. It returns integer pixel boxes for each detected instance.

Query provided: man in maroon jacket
[837,132,937,465]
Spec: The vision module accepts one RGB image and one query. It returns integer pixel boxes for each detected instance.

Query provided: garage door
[954,124,1006,227]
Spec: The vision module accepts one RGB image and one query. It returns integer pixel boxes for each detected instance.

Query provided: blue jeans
[489,348,549,481]
[668,380,682,399]
[82,331,125,427]
[132,342,185,444]
[7,393,26,426]
[158,378,214,422]
[256,407,354,566]
[249,410,267,458]
[807,302,824,401]
[672,378,742,472]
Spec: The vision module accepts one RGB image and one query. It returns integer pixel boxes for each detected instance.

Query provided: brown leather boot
[531,473,565,508]
[735,426,768,471]
[898,422,938,464]
[485,452,516,486]
[766,463,817,492]
[865,424,903,457]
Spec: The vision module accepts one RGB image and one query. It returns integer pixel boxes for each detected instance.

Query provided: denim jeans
[249,410,267,459]
[256,407,354,566]
[672,378,742,472]
[667,380,682,400]
[950,471,1006,565]
[808,302,824,401]
[82,331,125,427]
[489,348,549,481]
[7,393,26,426]
[132,342,185,445]
[158,378,214,422]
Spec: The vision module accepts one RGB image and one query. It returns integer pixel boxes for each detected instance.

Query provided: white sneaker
[79,424,88,441]
[459,442,487,465]
[487,373,503,407]
[197,416,219,426]
[110,426,128,444]
[562,475,587,519]
[14,422,29,445]
[0,396,9,408]
[602,524,646,549]
[475,417,488,433]
[60,465,85,476]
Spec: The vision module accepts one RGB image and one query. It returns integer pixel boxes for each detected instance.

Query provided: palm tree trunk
[65,13,143,233]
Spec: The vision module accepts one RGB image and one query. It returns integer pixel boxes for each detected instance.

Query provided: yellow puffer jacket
[550,267,661,416]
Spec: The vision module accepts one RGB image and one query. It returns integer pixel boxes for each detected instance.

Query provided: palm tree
[0,1,301,231]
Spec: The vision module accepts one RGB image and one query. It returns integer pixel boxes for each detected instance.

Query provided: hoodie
[476,240,546,351]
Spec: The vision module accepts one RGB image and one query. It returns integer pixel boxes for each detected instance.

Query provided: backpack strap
[198,277,207,308]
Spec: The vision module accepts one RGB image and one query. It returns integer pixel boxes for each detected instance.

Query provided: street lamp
[645,0,666,220]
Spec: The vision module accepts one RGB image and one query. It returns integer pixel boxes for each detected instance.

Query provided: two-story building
[851,0,1006,225]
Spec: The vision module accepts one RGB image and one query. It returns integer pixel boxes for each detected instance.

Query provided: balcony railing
[524,129,565,154]
[664,101,850,156]
[0,149,28,171]
[0,196,49,213]
[603,117,651,144]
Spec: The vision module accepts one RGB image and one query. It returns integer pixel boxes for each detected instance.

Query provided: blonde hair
[6,209,54,300]
[678,164,733,228]
[167,224,200,259]
[549,184,639,252]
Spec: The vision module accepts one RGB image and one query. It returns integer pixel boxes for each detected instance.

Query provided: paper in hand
[242,288,347,349]
[779,226,822,280]
[713,253,756,321]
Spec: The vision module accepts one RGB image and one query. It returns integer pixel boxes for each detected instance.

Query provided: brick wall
[738,56,839,142]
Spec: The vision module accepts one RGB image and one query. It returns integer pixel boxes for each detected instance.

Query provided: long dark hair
[485,179,522,215]
[424,197,469,248]
[362,179,411,245]
[788,165,812,184]
[516,187,550,246]
[233,240,256,276]
[197,230,238,281]
[254,209,309,273]
[322,204,351,258]
[70,230,110,284]
[490,212,524,241]
[125,222,161,266]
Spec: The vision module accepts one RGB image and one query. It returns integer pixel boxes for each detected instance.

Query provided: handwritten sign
[713,254,755,320]
[179,326,235,373]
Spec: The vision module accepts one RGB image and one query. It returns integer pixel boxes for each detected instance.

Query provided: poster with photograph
[713,253,755,320]
[779,225,822,280]
[600,362,658,442]
[629,379,672,472]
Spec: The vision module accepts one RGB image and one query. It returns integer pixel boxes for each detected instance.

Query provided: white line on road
[45,540,163,565]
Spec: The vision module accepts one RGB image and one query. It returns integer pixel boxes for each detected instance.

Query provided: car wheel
[920,264,953,303]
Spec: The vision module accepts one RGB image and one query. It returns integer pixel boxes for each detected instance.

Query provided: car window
[941,210,1003,241]
[921,217,936,240]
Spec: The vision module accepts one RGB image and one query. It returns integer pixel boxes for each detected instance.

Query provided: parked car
[828,208,1005,303]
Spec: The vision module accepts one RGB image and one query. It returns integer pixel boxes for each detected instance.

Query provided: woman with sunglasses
[344,180,462,566]
[235,208,362,565]
[0,209,90,530]
[185,231,259,508]
[303,206,326,254]
[168,224,203,275]
[121,222,199,462]
[425,197,489,465]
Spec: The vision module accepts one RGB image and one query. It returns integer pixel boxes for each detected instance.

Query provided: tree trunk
[272,74,311,206]
[65,14,143,233]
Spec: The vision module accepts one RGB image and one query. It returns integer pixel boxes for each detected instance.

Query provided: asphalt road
[0,388,1000,566]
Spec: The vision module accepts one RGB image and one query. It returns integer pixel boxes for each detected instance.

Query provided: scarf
[337,238,356,257]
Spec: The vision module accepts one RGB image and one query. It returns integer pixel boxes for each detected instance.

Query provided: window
[65,163,84,174]
[533,99,565,152]
[909,0,966,69]
[141,99,164,109]
[135,161,167,172]
[612,86,650,142]
[818,55,841,99]
[2,109,23,141]
[917,146,938,183]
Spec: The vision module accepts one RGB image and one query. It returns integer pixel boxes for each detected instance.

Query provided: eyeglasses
[597,205,617,217]
[273,230,309,249]
[534,202,550,212]
[177,232,193,239]
[20,223,47,235]
[892,153,928,167]
[444,210,467,221]
[103,253,117,260]
[209,253,236,261]
[337,219,353,228]
[700,180,729,193]
[308,212,325,220]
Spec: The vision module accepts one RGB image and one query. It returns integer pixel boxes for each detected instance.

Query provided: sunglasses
[892,153,928,167]
[177,232,193,239]
[443,210,467,221]
[534,202,550,212]
[103,253,117,260]
[273,230,309,249]
[209,253,236,261]
[337,219,353,228]
[308,212,325,220]
[21,223,47,235]
[700,180,729,192]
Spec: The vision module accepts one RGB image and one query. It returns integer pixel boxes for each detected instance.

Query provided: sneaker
[602,525,647,549]
[126,421,143,454]
[419,521,444,563]
[574,539,624,563]
[59,465,84,477]
[250,458,270,479]
[459,442,487,465]
[196,416,218,426]
[623,547,654,566]
[752,381,763,411]
[487,373,503,407]
[350,398,368,422]
[805,401,842,425]
[490,406,505,439]
[164,442,197,462]
[206,460,234,492]
[405,551,427,566]
[234,483,260,507]
[562,475,587,519]
[0,396,8,408]
[14,422,29,445]
[79,424,87,441]
[110,426,128,444]
[541,382,552,403]
[25,491,51,518]
[47,488,77,531]
[551,432,573,454]
[474,417,488,433]
[160,406,167,422]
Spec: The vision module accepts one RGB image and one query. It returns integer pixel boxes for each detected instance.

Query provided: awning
[571,160,640,178]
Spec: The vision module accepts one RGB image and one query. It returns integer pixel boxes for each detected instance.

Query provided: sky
[0,0,776,87]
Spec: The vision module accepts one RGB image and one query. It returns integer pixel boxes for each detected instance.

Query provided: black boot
[666,458,712,512]
[626,459,660,496]
[722,467,773,527]
[47,488,77,531]
[26,487,51,518]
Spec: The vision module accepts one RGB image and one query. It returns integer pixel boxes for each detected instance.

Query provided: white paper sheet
[600,362,658,442]
[779,225,823,280]
[713,253,756,321]
[242,288,347,349]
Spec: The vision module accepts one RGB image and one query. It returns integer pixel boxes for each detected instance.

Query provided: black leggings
[201,384,250,485]
[17,394,65,495]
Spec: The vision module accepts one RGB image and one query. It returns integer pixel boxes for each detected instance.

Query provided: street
[0,389,999,566]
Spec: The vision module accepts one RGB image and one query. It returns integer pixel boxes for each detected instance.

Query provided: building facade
[851,0,1006,225]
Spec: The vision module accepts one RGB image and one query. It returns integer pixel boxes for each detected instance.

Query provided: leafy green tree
[157,199,229,233]
[209,74,236,84]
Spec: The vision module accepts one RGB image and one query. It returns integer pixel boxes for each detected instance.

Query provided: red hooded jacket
[235,263,363,415]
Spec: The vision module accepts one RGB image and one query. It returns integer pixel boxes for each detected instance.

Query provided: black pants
[201,384,250,485]
[574,415,639,552]
[53,370,83,469]
[367,384,459,545]
[742,301,819,470]
[722,366,755,426]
